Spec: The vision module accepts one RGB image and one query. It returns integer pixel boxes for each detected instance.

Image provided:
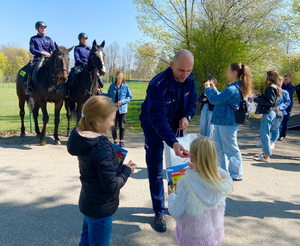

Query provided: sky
[0,0,147,51]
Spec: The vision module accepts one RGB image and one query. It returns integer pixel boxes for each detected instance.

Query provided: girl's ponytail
[230,63,252,98]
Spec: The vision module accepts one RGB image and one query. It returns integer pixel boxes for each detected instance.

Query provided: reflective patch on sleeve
[19,70,27,77]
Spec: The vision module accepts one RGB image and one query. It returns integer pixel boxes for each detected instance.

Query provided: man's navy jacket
[140,67,197,147]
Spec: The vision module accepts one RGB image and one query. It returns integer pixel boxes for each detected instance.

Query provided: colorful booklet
[113,144,128,167]
[166,164,189,189]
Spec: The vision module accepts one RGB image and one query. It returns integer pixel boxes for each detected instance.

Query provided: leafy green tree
[0,52,8,83]
[133,0,288,90]
[0,52,8,72]
[0,45,31,82]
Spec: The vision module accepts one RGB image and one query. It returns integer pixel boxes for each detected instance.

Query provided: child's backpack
[229,85,250,124]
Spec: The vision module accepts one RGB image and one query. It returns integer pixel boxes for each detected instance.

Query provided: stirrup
[64,90,70,98]
[26,87,33,95]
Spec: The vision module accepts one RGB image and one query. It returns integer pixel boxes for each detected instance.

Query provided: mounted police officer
[74,32,90,67]
[65,33,103,97]
[26,21,55,95]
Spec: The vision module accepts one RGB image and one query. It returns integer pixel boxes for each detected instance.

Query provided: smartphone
[208,75,212,80]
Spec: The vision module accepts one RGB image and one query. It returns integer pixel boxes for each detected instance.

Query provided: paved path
[0,123,299,246]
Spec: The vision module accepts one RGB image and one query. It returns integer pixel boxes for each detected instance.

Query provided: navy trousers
[280,112,291,138]
[144,128,166,216]
[143,125,182,216]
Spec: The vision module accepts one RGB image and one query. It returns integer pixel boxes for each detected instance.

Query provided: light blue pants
[260,111,276,156]
[213,125,243,180]
[270,117,283,143]
[200,104,214,138]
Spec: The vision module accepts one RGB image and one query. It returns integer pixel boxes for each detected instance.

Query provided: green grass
[0,82,148,135]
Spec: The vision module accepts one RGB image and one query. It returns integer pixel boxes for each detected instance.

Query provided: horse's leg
[19,95,26,137]
[39,100,49,146]
[64,98,71,137]
[32,102,41,137]
[76,103,83,125]
[53,100,63,145]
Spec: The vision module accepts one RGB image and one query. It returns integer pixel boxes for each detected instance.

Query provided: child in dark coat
[67,96,137,246]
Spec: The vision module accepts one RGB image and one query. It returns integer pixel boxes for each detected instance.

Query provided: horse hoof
[40,140,46,146]
[54,140,61,145]
[20,132,26,137]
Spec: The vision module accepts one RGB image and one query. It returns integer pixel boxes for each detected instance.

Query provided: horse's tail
[26,96,35,112]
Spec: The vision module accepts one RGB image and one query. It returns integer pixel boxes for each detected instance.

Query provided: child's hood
[185,168,233,207]
[67,127,103,156]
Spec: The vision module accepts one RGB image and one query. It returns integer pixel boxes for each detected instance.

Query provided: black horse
[65,40,106,136]
[16,43,73,145]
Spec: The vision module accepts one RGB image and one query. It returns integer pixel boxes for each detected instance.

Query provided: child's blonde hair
[78,96,116,132]
[190,137,233,195]
[190,137,221,184]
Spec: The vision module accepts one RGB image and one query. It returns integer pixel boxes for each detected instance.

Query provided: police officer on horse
[25,21,55,95]
[65,33,104,97]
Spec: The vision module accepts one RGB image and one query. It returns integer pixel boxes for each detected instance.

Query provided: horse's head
[53,43,74,82]
[90,40,106,76]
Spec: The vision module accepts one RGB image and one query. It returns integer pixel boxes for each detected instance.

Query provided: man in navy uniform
[140,49,197,232]
[26,21,55,95]
[279,75,296,140]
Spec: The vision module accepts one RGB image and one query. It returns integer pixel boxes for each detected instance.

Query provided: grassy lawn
[0,82,148,135]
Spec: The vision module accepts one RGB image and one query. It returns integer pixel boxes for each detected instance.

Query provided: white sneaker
[254,140,262,147]
[254,153,264,157]
[270,142,275,150]
[254,156,270,163]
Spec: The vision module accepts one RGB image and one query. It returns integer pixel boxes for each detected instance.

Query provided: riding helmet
[78,33,88,39]
[35,21,47,29]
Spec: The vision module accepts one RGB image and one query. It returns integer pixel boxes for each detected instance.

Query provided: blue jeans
[270,117,283,143]
[200,104,214,138]
[260,111,276,156]
[79,215,113,246]
[213,125,243,180]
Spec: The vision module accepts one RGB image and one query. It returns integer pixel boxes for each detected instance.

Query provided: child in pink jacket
[168,137,233,246]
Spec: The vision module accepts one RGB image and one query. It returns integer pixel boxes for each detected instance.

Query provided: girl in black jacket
[250,70,281,163]
[67,96,137,246]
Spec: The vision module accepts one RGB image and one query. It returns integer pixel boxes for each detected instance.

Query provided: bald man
[140,49,197,232]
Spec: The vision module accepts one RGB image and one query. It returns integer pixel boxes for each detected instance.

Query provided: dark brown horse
[16,43,73,145]
[65,40,106,136]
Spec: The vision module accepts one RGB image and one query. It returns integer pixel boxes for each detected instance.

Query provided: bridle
[89,49,105,74]
[53,54,69,77]
[46,51,69,93]
[83,49,105,96]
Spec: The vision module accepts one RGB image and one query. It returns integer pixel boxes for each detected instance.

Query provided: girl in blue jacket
[204,63,252,181]
[107,71,132,147]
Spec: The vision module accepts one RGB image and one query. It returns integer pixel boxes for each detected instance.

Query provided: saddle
[19,63,33,85]
[69,65,84,90]
[19,56,48,85]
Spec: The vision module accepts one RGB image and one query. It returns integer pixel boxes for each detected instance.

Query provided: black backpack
[229,85,250,124]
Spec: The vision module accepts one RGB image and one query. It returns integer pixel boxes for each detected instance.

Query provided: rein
[82,52,101,96]
[45,54,68,94]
